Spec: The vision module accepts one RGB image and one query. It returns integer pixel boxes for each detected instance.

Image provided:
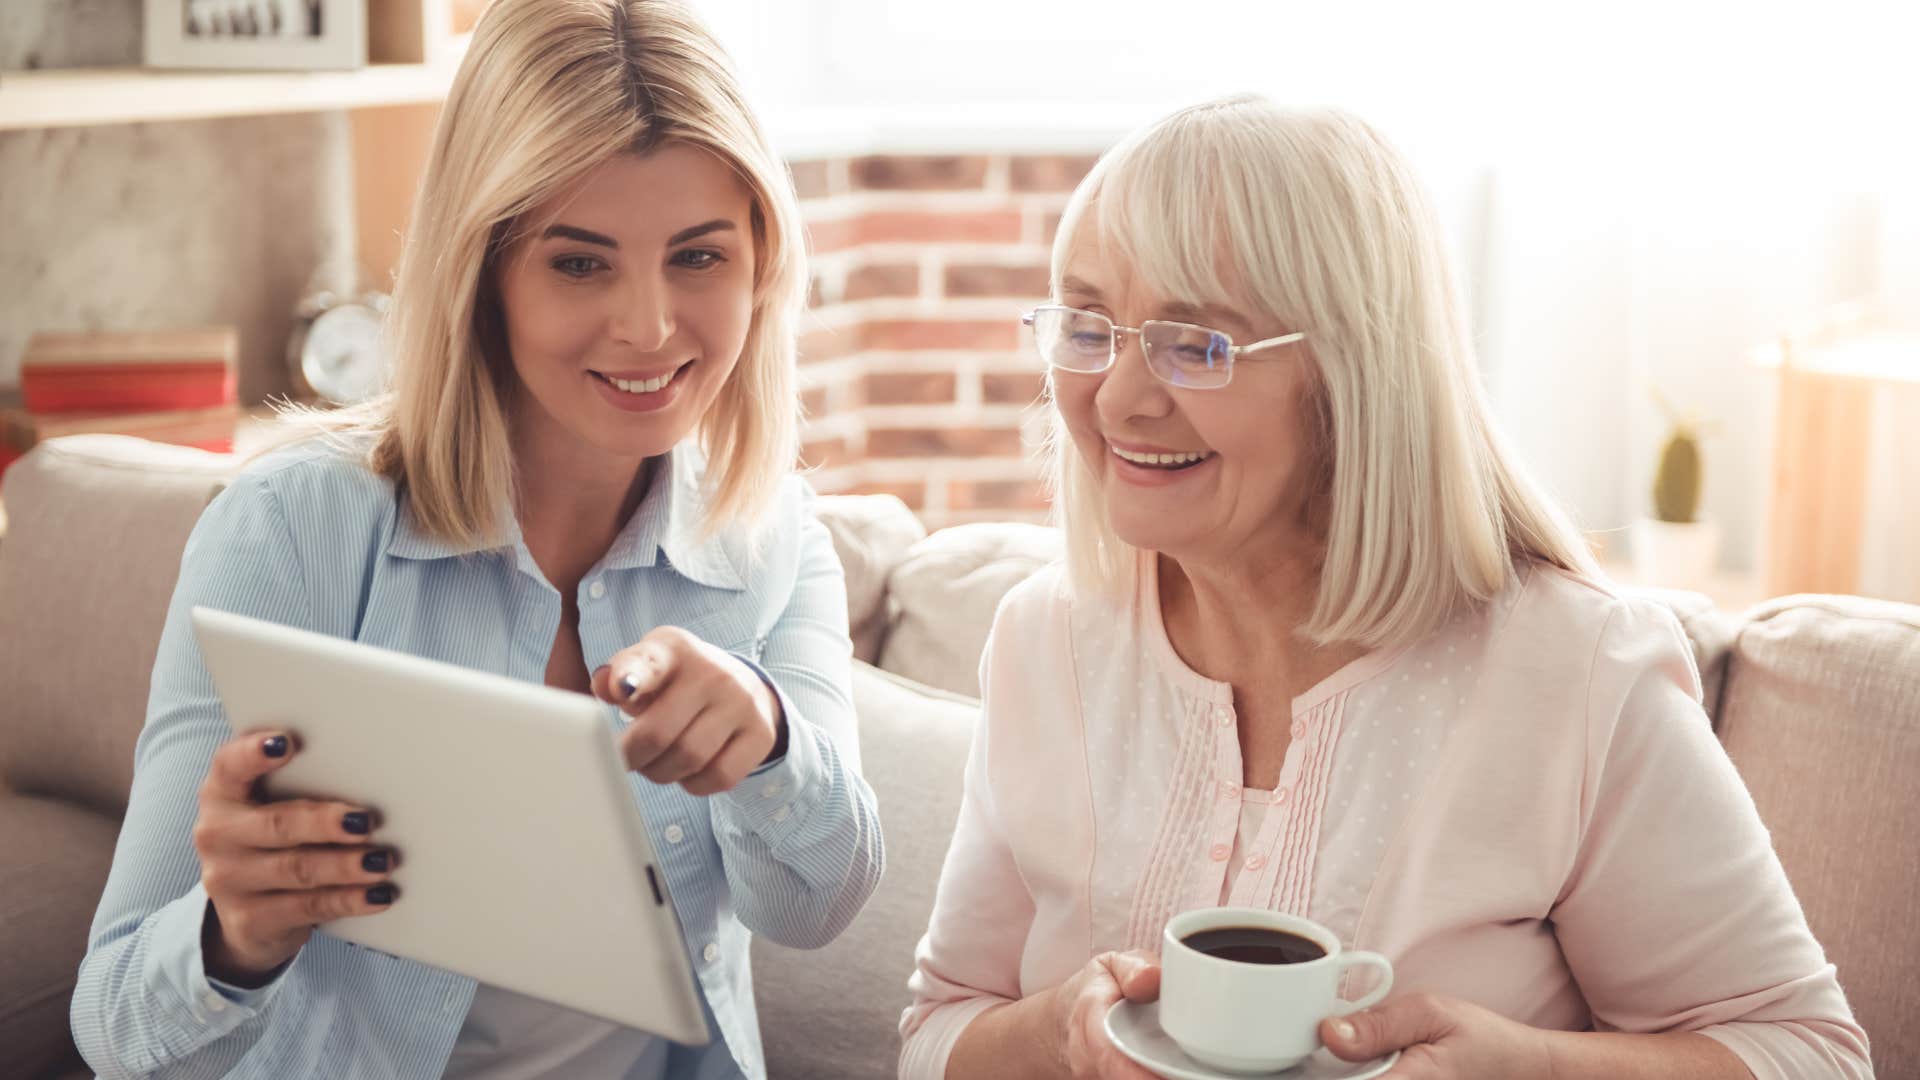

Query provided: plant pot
[1631,518,1721,590]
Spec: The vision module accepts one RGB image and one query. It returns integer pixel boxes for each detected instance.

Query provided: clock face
[302,303,389,405]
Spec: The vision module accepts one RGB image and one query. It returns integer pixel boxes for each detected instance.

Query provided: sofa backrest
[0,436,235,814]
[1716,595,1920,1076]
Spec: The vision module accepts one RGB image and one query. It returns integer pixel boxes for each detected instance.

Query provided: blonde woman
[902,97,1870,1079]
[71,2,882,1077]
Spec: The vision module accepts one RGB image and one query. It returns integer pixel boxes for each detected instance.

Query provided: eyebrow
[1059,276,1248,331]
[539,218,737,250]
[1059,275,1103,298]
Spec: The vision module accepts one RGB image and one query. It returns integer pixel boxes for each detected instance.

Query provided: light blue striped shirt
[72,439,885,1079]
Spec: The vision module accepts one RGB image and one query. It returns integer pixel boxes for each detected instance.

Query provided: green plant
[1650,388,1709,524]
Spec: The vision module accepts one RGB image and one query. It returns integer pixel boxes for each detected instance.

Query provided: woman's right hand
[1049,950,1163,1079]
[192,731,399,986]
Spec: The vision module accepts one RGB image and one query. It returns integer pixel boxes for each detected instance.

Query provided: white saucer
[1104,1000,1400,1080]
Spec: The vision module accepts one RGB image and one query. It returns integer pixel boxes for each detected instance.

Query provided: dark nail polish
[261,735,288,758]
[366,884,396,905]
[361,850,390,873]
[342,811,371,835]
[619,673,640,698]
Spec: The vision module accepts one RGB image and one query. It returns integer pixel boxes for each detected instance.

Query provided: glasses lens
[1030,307,1114,372]
[1144,322,1233,387]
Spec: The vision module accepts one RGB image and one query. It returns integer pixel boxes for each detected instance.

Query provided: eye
[673,248,725,270]
[551,255,605,279]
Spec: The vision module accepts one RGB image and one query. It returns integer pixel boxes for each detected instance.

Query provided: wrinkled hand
[592,626,785,797]
[1050,950,1163,1079]
[1320,992,1555,1079]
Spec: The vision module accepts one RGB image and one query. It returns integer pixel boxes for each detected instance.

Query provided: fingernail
[261,735,288,758]
[1330,1018,1356,1042]
[618,672,640,698]
[342,811,371,835]
[366,884,396,905]
[361,850,390,873]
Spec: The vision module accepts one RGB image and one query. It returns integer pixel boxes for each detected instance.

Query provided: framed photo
[144,0,367,71]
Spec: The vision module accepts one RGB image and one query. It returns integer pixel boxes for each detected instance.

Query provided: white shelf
[0,51,464,132]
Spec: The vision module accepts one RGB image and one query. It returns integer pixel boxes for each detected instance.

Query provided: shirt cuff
[145,881,291,1032]
[715,655,826,847]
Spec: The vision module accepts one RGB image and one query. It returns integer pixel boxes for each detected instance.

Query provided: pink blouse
[899,558,1871,1079]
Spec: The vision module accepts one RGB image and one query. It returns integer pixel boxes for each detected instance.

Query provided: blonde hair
[1048,95,1597,650]
[293,0,805,547]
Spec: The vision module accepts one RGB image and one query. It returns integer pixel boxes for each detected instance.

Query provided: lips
[1109,443,1215,470]
[591,361,691,395]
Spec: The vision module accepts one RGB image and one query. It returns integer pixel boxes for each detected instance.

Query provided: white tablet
[191,605,712,1046]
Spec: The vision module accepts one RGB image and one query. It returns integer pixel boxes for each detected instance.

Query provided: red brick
[799,324,864,363]
[800,435,849,467]
[806,276,826,309]
[867,426,1025,458]
[850,155,989,191]
[949,478,1052,511]
[864,371,957,406]
[843,262,921,301]
[864,319,1020,352]
[981,371,1048,405]
[848,479,927,510]
[1008,154,1100,192]
[800,386,830,416]
[944,262,1050,299]
[858,210,1023,246]
[788,158,834,200]
[1040,210,1065,245]
[805,216,862,255]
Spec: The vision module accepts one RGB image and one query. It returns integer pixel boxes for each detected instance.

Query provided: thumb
[1321,994,1445,1062]
[1101,950,1161,1003]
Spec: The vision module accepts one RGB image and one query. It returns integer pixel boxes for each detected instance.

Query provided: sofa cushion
[1716,594,1920,1077]
[878,523,1062,697]
[0,436,235,814]
[814,495,926,665]
[0,794,123,1080]
[753,661,977,1079]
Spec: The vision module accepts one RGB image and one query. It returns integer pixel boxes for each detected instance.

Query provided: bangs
[1057,101,1314,335]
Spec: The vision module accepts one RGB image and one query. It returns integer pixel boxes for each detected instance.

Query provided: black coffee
[1180,926,1326,965]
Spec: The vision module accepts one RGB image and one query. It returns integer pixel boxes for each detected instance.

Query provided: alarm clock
[285,291,391,405]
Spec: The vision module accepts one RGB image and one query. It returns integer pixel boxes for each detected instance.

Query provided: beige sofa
[2,435,1915,1079]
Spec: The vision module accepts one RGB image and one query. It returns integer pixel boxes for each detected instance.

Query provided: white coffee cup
[1159,907,1393,1074]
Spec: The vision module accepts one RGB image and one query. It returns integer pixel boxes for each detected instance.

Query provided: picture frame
[144,0,368,71]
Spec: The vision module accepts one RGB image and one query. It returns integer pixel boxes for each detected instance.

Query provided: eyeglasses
[1020,304,1306,390]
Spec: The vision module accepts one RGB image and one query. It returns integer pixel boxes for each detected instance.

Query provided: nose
[609,271,674,353]
[1094,325,1173,425]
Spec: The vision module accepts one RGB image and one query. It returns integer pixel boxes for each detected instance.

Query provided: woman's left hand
[592,626,786,797]
[1319,993,1555,1079]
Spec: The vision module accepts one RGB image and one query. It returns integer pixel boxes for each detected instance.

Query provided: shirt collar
[385,444,746,591]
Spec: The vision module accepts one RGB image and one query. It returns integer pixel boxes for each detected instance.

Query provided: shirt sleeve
[1549,597,1873,1079]
[708,487,885,951]
[898,616,1039,1080]
[70,472,312,1079]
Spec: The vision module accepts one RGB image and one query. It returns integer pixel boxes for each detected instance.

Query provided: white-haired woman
[72,2,882,1077]
[901,97,1869,1079]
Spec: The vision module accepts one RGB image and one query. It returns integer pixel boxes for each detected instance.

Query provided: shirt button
[202,991,226,1012]
[442,988,460,1014]
[1213,706,1233,728]
[1209,843,1230,862]
[1291,720,1306,740]
[588,579,607,601]
[703,943,720,964]
[1276,786,1291,803]
[1219,781,1240,799]
[663,824,685,844]
[1245,854,1267,872]
[762,781,785,799]
[773,804,792,823]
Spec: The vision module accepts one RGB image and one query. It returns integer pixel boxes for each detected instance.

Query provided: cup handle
[1331,950,1394,1015]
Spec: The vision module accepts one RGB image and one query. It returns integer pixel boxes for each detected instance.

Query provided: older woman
[901,96,1869,1079]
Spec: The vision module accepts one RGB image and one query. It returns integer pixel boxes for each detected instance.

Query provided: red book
[0,402,240,482]
[20,328,237,414]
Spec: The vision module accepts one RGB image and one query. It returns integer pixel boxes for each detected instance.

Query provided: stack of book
[1,328,243,479]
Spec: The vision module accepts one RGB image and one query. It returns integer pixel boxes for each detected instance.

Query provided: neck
[511,411,653,589]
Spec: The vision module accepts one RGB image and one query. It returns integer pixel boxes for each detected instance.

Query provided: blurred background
[3,0,1916,606]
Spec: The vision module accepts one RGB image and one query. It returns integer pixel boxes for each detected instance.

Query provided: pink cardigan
[900,559,1871,1078]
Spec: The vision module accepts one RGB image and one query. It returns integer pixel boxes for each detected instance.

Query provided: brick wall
[791,152,1099,528]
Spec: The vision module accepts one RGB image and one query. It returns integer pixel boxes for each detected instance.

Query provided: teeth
[607,368,679,394]
[1112,447,1210,467]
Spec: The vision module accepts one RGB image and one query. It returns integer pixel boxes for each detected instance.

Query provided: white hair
[1046,94,1597,649]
